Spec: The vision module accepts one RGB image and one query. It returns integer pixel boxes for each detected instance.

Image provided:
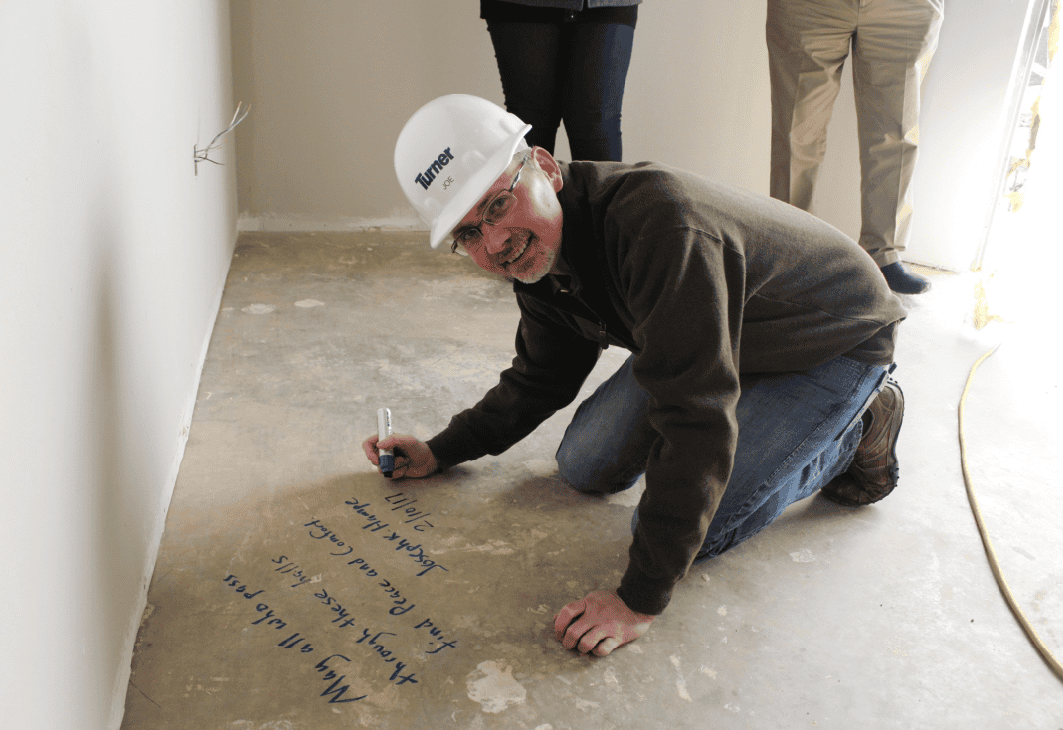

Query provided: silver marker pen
[377,407,394,478]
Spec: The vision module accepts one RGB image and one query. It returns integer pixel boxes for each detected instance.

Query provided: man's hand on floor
[554,589,655,656]
[362,434,438,479]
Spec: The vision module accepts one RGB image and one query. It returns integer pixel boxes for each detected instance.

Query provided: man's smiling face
[447,147,564,284]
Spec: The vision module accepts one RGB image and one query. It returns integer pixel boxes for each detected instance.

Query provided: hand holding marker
[377,407,394,478]
[361,408,438,478]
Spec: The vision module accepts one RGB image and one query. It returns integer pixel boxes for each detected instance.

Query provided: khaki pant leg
[767,0,857,212]
[851,0,944,265]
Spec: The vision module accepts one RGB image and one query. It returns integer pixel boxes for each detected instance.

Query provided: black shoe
[821,380,905,507]
[881,262,930,294]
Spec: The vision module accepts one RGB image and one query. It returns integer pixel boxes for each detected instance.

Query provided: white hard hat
[394,94,532,248]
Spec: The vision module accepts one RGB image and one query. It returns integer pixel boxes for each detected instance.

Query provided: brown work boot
[821,380,905,507]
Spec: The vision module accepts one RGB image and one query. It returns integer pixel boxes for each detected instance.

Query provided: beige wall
[0,1,237,728]
[232,0,503,228]
[231,0,1040,267]
[231,0,775,230]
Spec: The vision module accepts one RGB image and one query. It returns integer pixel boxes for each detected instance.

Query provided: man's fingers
[377,435,401,450]
[592,637,621,657]
[565,620,626,655]
[553,601,586,640]
[560,618,596,651]
[391,451,412,479]
[576,625,609,654]
[361,435,380,465]
[370,437,411,475]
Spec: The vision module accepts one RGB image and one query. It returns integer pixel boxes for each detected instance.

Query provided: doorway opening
[978,0,1060,327]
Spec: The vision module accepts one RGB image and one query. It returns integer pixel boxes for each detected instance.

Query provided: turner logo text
[414,148,455,190]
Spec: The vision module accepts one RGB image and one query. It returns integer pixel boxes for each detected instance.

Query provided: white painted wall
[232,0,1040,272]
[0,1,236,728]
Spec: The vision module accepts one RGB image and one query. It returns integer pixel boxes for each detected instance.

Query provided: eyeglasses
[448,153,530,255]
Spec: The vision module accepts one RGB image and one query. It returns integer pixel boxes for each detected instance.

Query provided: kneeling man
[364,95,908,657]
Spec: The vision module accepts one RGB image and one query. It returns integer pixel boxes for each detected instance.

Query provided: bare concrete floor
[121,232,1062,730]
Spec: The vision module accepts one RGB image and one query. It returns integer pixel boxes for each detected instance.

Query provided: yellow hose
[958,346,1063,681]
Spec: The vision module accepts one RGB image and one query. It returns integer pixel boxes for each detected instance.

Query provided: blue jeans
[486,18,636,161]
[556,354,890,560]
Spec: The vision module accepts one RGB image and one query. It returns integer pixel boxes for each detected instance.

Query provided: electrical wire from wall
[194,102,250,175]
[959,344,1063,683]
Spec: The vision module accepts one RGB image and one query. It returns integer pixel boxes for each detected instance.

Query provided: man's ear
[530,146,564,193]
